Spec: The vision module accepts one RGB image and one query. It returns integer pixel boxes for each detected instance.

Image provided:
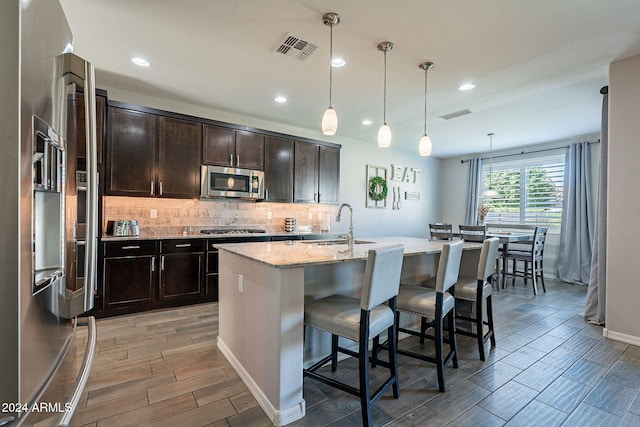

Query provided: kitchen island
[215,237,482,426]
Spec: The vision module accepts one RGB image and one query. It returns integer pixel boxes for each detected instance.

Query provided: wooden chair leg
[447,311,458,369]
[531,260,538,295]
[476,300,486,361]
[420,316,427,344]
[435,317,445,392]
[387,324,400,398]
[540,260,546,293]
[331,335,339,372]
[487,295,496,347]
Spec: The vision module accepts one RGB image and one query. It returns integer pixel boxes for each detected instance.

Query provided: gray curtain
[584,87,608,325]
[465,157,482,225]
[557,142,594,284]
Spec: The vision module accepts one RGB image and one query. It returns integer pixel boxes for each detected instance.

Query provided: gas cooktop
[200,227,266,235]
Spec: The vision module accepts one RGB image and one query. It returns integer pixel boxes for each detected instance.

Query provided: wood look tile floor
[70,278,640,427]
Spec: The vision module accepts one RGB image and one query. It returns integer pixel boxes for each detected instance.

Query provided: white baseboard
[602,328,640,346]
[217,337,305,426]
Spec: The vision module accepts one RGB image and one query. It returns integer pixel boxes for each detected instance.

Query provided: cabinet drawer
[206,236,270,251]
[104,240,157,257]
[161,239,205,254]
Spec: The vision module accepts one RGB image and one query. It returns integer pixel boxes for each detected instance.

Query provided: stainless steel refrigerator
[1,0,99,425]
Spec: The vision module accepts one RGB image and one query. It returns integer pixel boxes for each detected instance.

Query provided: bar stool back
[303,244,405,427]
[454,237,500,360]
[395,240,463,392]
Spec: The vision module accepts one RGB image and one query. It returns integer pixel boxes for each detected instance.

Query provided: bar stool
[395,240,463,392]
[503,226,548,294]
[303,244,404,427]
[453,237,500,361]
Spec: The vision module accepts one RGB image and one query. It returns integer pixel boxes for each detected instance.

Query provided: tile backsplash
[103,196,333,235]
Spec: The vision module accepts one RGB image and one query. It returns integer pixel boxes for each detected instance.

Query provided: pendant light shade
[322,107,338,135]
[418,61,434,156]
[321,12,340,136]
[480,132,500,199]
[418,134,432,156]
[378,124,392,147]
[377,41,393,148]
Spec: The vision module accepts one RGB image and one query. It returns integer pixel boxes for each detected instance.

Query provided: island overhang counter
[214,237,481,426]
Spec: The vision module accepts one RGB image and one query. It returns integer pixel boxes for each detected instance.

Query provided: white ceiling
[59,0,640,158]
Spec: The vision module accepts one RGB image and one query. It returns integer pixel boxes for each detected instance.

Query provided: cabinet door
[318,145,340,204]
[158,116,202,198]
[160,253,203,303]
[202,124,234,166]
[264,136,293,202]
[103,255,157,310]
[235,130,264,170]
[106,108,157,196]
[294,141,319,203]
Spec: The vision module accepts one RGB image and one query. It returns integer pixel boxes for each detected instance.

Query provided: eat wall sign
[390,164,421,183]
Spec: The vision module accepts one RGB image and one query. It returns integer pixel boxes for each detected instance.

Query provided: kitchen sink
[302,239,375,246]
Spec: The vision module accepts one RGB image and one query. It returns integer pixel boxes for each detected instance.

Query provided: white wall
[606,53,640,345]
[440,134,600,278]
[102,88,441,239]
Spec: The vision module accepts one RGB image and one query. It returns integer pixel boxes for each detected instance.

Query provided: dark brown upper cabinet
[106,107,157,197]
[106,107,201,198]
[202,124,264,170]
[318,144,340,204]
[264,136,294,202]
[294,142,340,204]
[157,116,202,198]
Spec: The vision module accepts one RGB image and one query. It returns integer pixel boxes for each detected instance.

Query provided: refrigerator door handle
[83,58,98,312]
[57,316,97,427]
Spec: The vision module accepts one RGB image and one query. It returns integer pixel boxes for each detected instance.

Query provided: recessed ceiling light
[361,119,372,126]
[131,57,151,67]
[330,58,346,67]
[274,96,287,103]
[458,83,476,91]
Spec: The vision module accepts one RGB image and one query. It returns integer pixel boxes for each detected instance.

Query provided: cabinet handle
[161,255,165,270]
[230,153,234,166]
[236,155,240,166]
[314,192,318,202]
[122,245,140,250]
[151,181,155,196]
[175,243,191,248]
[159,181,163,196]
[265,188,268,200]
[151,257,156,272]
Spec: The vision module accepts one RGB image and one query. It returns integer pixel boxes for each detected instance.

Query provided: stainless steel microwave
[200,165,264,200]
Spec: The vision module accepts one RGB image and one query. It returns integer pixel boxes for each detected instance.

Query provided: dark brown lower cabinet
[103,240,158,313]
[159,239,204,305]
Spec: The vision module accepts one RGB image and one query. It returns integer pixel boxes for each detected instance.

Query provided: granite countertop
[101,231,341,242]
[214,237,482,269]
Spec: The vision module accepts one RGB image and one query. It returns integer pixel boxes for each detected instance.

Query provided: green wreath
[369,176,388,201]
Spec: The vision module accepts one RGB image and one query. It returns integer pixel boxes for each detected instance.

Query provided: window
[480,152,565,231]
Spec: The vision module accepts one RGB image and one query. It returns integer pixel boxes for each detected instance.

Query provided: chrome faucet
[336,203,354,248]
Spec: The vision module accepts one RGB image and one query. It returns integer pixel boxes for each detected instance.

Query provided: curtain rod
[460,140,600,163]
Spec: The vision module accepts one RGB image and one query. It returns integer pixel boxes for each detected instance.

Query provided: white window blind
[480,152,565,231]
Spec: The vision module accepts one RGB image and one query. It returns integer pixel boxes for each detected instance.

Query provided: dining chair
[395,240,463,392]
[303,244,404,427]
[458,224,486,243]
[453,237,500,361]
[429,223,453,240]
[503,226,548,295]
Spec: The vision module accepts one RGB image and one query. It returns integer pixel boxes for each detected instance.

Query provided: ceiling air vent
[439,108,472,120]
[274,33,318,61]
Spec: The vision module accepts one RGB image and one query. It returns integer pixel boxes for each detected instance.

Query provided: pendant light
[481,132,500,199]
[418,61,434,156]
[321,12,340,136]
[377,41,393,148]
